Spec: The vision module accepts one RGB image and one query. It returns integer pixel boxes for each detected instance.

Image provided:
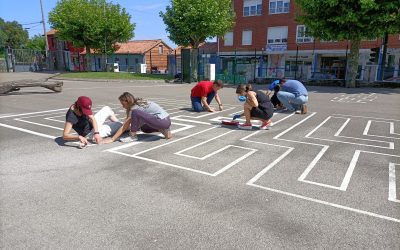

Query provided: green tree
[25,34,46,51]
[0,18,29,49]
[296,0,400,87]
[49,0,134,71]
[94,1,135,71]
[160,0,235,81]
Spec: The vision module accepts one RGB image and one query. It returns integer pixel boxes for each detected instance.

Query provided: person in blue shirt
[277,79,308,114]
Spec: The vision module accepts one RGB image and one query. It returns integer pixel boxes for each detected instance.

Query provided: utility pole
[377,32,388,81]
[39,0,49,57]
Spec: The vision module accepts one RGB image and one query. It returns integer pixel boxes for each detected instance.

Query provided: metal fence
[3,48,48,72]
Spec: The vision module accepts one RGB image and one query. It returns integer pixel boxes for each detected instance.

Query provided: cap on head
[76,96,93,115]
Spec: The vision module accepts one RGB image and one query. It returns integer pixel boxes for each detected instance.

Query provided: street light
[39,0,49,58]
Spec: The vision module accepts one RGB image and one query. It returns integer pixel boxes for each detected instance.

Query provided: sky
[0,0,178,48]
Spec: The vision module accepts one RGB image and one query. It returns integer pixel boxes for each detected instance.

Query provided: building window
[242,30,252,45]
[243,0,262,17]
[269,0,290,14]
[224,32,234,46]
[296,25,313,43]
[267,26,288,44]
[158,45,163,54]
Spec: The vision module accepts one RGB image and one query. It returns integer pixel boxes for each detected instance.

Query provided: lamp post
[39,0,49,58]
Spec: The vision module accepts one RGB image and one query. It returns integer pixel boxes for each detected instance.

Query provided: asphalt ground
[1,74,400,249]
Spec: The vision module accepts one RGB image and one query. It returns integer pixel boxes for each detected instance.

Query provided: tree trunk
[345,39,360,88]
[85,45,91,72]
[103,53,107,72]
[191,48,198,82]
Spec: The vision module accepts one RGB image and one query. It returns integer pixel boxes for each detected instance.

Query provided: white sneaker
[119,133,138,142]
[260,120,273,130]
[238,123,253,130]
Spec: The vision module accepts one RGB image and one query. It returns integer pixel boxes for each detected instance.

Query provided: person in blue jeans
[190,80,224,112]
[277,79,308,114]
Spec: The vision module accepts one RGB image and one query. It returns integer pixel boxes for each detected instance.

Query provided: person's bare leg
[243,102,252,124]
[109,113,119,122]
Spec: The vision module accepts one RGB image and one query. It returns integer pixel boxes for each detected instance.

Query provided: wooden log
[0,79,63,94]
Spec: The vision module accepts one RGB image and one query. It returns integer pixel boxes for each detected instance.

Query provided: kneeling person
[190,80,224,112]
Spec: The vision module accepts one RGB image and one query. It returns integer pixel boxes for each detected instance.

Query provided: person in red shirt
[190,80,224,112]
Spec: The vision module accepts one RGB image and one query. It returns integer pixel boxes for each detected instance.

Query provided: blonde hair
[118,92,148,118]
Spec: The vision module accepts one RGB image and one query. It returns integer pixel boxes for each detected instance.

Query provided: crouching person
[234,84,274,130]
[101,92,172,143]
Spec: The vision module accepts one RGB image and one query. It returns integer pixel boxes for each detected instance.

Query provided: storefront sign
[287,55,312,60]
[266,44,287,52]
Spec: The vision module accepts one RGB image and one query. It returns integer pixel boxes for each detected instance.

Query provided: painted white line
[334,118,351,136]
[109,143,256,177]
[332,114,400,122]
[0,122,56,139]
[247,183,400,223]
[363,120,372,136]
[340,150,360,191]
[171,117,213,125]
[14,118,64,130]
[363,120,400,139]
[297,146,334,188]
[305,116,394,149]
[209,116,260,125]
[105,123,194,152]
[307,137,393,149]
[2,112,66,119]
[305,116,331,138]
[247,148,294,184]
[274,112,317,139]
[182,107,237,118]
[120,126,219,156]
[175,130,236,159]
[168,110,185,115]
[212,147,257,176]
[389,163,400,203]
[44,117,65,123]
[0,108,68,119]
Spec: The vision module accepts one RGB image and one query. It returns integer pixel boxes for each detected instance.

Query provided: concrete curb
[51,77,167,84]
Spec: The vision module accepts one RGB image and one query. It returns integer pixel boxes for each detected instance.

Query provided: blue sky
[0,0,178,47]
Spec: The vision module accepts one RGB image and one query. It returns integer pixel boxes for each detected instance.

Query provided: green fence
[216,74,247,84]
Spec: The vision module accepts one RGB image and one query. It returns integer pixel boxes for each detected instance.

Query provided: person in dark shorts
[233,84,274,130]
[268,79,282,108]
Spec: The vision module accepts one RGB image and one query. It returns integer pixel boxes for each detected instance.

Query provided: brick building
[218,0,400,82]
[87,39,172,73]
[47,29,172,73]
[47,29,85,71]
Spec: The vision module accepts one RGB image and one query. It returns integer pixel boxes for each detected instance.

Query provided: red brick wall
[220,0,400,52]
